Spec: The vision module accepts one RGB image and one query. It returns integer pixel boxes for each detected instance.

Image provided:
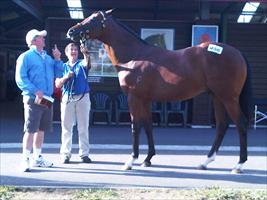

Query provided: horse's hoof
[197,164,207,170]
[141,161,151,167]
[231,168,243,174]
[121,165,132,170]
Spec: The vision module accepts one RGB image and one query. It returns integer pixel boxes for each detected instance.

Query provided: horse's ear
[105,9,115,15]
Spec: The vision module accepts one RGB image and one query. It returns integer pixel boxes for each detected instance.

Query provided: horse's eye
[91,19,98,27]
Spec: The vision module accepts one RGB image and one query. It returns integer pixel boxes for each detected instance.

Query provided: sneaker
[81,156,92,163]
[32,155,53,167]
[61,155,70,164]
[21,158,31,172]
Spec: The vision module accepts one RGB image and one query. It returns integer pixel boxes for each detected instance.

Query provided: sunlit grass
[73,187,267,200]
[74,188,118,200]
[0,186,15,200]
[189,187,267,200]
[0,186,266,200]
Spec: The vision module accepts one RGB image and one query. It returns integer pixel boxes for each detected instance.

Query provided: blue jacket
[15,46,63,99]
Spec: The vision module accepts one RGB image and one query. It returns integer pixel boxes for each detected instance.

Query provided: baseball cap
[26,29,47,47]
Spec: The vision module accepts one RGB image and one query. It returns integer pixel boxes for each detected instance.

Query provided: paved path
[1,125,266,189]
[1,148,266,188]
[0,100,267,188]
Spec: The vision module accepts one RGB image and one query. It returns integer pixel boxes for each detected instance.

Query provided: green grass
[190,187,267,200]
[0,186,15,200]
[73,187,267,200]
[74,188,118,200]
[0,186,266,200]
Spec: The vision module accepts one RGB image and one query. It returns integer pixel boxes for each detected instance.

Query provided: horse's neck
[101,19,146,65]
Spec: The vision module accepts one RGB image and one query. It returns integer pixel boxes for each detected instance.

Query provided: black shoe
[61,156,70,164]
[81,156,92,163]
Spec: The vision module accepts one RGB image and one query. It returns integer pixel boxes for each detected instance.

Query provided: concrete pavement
[0,99,267,188]
[1,148,267,188]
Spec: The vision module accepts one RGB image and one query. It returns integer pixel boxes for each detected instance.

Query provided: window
[86,40,117,77]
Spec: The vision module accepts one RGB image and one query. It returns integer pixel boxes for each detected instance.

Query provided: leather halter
[78,11,106,44]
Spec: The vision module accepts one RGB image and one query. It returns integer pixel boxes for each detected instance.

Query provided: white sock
[22,149,31,160]
[33,148,42,160]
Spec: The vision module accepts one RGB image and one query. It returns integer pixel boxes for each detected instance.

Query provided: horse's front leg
[121,121,141,170]
[142,117,155,167]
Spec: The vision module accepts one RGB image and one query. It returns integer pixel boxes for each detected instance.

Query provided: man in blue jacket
[15,29,62,172]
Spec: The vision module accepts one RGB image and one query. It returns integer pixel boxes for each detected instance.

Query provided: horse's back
[118,42,247,102]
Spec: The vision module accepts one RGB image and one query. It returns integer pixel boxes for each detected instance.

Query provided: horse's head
[66,9,113,43]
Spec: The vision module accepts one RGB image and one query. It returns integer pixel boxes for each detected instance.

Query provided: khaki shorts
[23,97,53,133]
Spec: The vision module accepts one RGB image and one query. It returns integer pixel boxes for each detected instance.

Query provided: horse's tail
[239,55,254,127]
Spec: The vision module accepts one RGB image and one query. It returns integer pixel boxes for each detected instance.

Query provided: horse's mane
[112,17,149,45]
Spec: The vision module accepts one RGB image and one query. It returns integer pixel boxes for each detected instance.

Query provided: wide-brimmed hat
[26,29,47,47]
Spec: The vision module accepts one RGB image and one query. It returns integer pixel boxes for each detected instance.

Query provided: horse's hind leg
[224,100,248,173]
[142,116,155,167]
[198,96,229,170]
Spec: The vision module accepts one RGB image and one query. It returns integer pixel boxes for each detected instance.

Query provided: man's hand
[35,90,43,99]
[52,44,61,60]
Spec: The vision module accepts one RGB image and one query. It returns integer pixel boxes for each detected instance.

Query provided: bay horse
[67,10,253,173]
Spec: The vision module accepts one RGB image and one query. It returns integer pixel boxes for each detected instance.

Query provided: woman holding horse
[55,43,92,164]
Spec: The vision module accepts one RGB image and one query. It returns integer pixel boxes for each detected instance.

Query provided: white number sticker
[207,44,223,54]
